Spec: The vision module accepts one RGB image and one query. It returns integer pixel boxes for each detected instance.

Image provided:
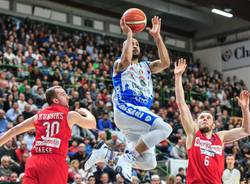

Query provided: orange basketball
[122,8,147,33]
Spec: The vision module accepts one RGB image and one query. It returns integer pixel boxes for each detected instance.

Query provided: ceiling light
[211,8,233,18]
[224,8,232,12]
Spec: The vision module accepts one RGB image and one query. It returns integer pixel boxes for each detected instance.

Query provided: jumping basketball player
[0,86,96,184]
[174,58,250,184]
[84,16,172,182]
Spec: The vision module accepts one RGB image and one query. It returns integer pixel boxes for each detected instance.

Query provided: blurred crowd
[0,15,249,184]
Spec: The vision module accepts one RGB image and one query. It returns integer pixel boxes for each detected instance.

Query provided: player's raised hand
[76,108,91,116]
[236,90,250,110]
[120,17,132,35]
[174,58,187,76]
[147,16,161,39]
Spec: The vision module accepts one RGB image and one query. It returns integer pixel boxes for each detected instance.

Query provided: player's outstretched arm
[0,115,36,146]
[175,59,198,141]
[218,90,250,143]
[115,18,133,74]
[67,108,96,129]
[148,16,170,74]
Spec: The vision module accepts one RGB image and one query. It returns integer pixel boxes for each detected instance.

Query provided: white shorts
[114,102,162,170]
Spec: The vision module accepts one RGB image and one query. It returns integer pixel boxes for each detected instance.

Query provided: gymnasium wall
[193,40,250,89]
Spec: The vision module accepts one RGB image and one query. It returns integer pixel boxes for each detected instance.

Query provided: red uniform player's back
[186,130,224,184]
[24,104,71,184]
[31,104,71,158]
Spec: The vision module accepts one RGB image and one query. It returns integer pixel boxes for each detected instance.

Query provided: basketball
[122,8,147,33]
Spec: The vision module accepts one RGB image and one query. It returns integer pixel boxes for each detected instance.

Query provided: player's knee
[163,122,172,138]
[154,119,172,138]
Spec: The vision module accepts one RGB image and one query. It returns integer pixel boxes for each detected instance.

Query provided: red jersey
[186,130,224,184]
[31,104,71,158]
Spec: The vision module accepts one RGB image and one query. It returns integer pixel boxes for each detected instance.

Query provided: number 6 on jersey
[204,155,210,166]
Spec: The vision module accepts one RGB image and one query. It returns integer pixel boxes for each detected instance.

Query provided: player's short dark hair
[199,111,214,121]
[45,86,62,105]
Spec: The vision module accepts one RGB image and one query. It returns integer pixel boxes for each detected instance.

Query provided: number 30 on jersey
[43,121,60,137]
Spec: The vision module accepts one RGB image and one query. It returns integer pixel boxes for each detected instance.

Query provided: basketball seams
[126,20,147,25]
[122,8,147,33]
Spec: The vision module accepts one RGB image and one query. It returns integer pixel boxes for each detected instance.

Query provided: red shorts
[23,154,68,184]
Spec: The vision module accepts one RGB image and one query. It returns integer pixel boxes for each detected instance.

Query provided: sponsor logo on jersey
[194,137,222,156]
[35,136,61,148]
[117,104,144,119]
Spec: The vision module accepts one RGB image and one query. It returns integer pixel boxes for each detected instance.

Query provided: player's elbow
[243,126,250,134]
[162,60,170,69]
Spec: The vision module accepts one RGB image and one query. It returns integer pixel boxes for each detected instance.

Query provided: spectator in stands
[22,130,35,151]
[106,133,121,151]
[83,137,93,156]
[68,160,82,183]
[11,85,19,102]
[176,167,186,183]
[9,171,18,183]
[68,140,79,158]
[99,172,111,184]
[115,173,125,184]
[0,109,8,135]
[165,175,175,184]
[156,139,172,159]
[17,93,27,113]
[97,112,113,131]
[3,93,14,112]
[176,175,183,184]
[72,173,85,184]
[87,175,96,184]
[222,154,242,184]
[23,85,33,101]
[22,104,34,119]
[71,143,88,162]
[3,47,15,64]
[170,138,186,159]
[15,114,24,125]
[151,174,161,184]
[6,102,20,122]
[131,176,139,184]
[33,86,46,108]
[0,156,13,181]
[15,141,28,163]
[93,162,116,183]
[0,140,17,161]
[98,131,107,142]
[31,78,43,96]
[19,152,29,173]
[27,98,38,112]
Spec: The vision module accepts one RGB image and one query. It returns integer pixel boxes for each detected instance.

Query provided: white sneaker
[84,141,111,170]
[115,152,136,183]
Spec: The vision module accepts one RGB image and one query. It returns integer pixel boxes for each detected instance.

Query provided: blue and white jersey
[112,58,154,109]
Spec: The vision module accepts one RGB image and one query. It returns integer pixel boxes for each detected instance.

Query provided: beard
[199,127,211,133]
[132,53,139,60]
